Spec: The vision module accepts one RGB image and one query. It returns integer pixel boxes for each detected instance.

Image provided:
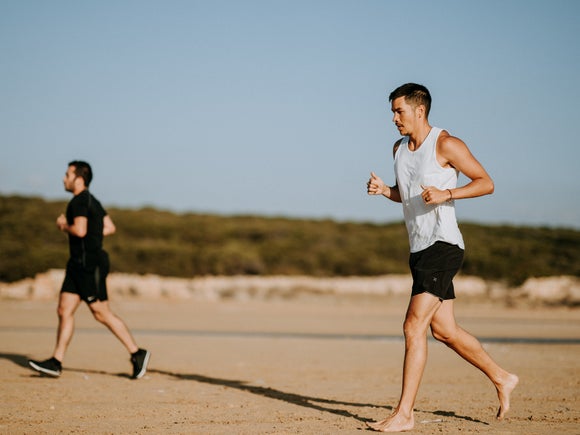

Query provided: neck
[73,186,87,196]
[408,123,432,151]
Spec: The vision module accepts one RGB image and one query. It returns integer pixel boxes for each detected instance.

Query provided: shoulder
[93,195,107,216]
[69,192,90,216]
[71,190,89,205]
[392,138,404,157]
[436,130,469,155]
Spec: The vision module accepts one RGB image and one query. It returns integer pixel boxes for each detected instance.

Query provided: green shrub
[1,195,578,285]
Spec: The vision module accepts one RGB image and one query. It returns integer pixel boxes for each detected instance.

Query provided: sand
[1,293,579,434]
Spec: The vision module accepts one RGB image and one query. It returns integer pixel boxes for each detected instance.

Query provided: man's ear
[74,176,86,189]
[416,104,426,119]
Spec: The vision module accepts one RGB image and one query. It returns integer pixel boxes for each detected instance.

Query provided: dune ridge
[1,270,579,306]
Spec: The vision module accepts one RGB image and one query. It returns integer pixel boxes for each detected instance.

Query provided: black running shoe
[28,357,62,377]
[130,349,150,379]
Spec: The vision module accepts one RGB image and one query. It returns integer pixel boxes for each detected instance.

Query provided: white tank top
[394,127,464,253]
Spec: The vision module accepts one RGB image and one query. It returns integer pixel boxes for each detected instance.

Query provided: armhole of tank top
[432,129,450,171]
[395,138,407,159]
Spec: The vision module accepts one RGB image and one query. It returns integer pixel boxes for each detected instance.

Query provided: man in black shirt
[28,161,150,379]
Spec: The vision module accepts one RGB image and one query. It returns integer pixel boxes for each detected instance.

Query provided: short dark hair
[68,160,93,187]
[389,83,432,117]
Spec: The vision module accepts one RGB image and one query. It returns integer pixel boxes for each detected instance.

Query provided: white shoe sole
[28,360,61,377]
[134,351,150,379]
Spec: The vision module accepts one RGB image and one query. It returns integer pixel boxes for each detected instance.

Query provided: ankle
[393,406,414,420]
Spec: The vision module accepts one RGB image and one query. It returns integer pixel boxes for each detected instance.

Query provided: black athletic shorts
[61,251,110,304]
[409,241,464,301]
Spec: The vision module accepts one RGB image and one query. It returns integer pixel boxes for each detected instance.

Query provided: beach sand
[1,294,579,434]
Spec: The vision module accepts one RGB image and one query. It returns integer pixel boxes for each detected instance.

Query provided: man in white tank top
[365,83,518,432]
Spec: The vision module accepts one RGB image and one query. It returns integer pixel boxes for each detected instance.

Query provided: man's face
[391,96,420,136]
[63,166,78,192]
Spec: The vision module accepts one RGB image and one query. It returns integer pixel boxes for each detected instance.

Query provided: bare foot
[496,373,519,420]
[366,411,414,432]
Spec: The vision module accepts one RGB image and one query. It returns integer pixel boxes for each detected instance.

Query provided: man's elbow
[486,179,495,195]
[103,216,116,236]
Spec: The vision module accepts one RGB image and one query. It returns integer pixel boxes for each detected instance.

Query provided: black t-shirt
[66,190,107,267]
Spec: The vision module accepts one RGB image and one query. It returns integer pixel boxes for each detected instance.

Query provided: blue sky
[1,0,579,228]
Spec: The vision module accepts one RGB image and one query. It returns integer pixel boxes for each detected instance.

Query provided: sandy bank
[1,271,579,307]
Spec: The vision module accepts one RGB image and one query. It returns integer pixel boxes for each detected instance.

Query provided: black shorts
[409,241,464,301]
[61,252,109,304]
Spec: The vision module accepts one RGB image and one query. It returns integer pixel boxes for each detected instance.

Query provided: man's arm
[56,214,116,237]
[421,134,494,205]
[56,215,87,237]
[103,215,116,236]
[440,134,494,199]
[367,140,403,203]
[367,172,402,203]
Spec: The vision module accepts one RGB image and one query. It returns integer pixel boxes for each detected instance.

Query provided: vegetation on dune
[1,195,578,285]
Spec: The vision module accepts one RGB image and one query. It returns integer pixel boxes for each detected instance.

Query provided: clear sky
[1,0,579,228]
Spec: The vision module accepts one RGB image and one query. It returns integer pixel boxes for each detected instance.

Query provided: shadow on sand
[1,352,489,427]
[151,368,385,423]
[0,351,131,379]
[149,368,489,427]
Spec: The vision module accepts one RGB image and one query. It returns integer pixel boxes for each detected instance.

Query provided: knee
[90,306,117,326]
[403,317,427,340]
[431,324,455,344]
[57,305,72,319]
[90,307,107,324]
